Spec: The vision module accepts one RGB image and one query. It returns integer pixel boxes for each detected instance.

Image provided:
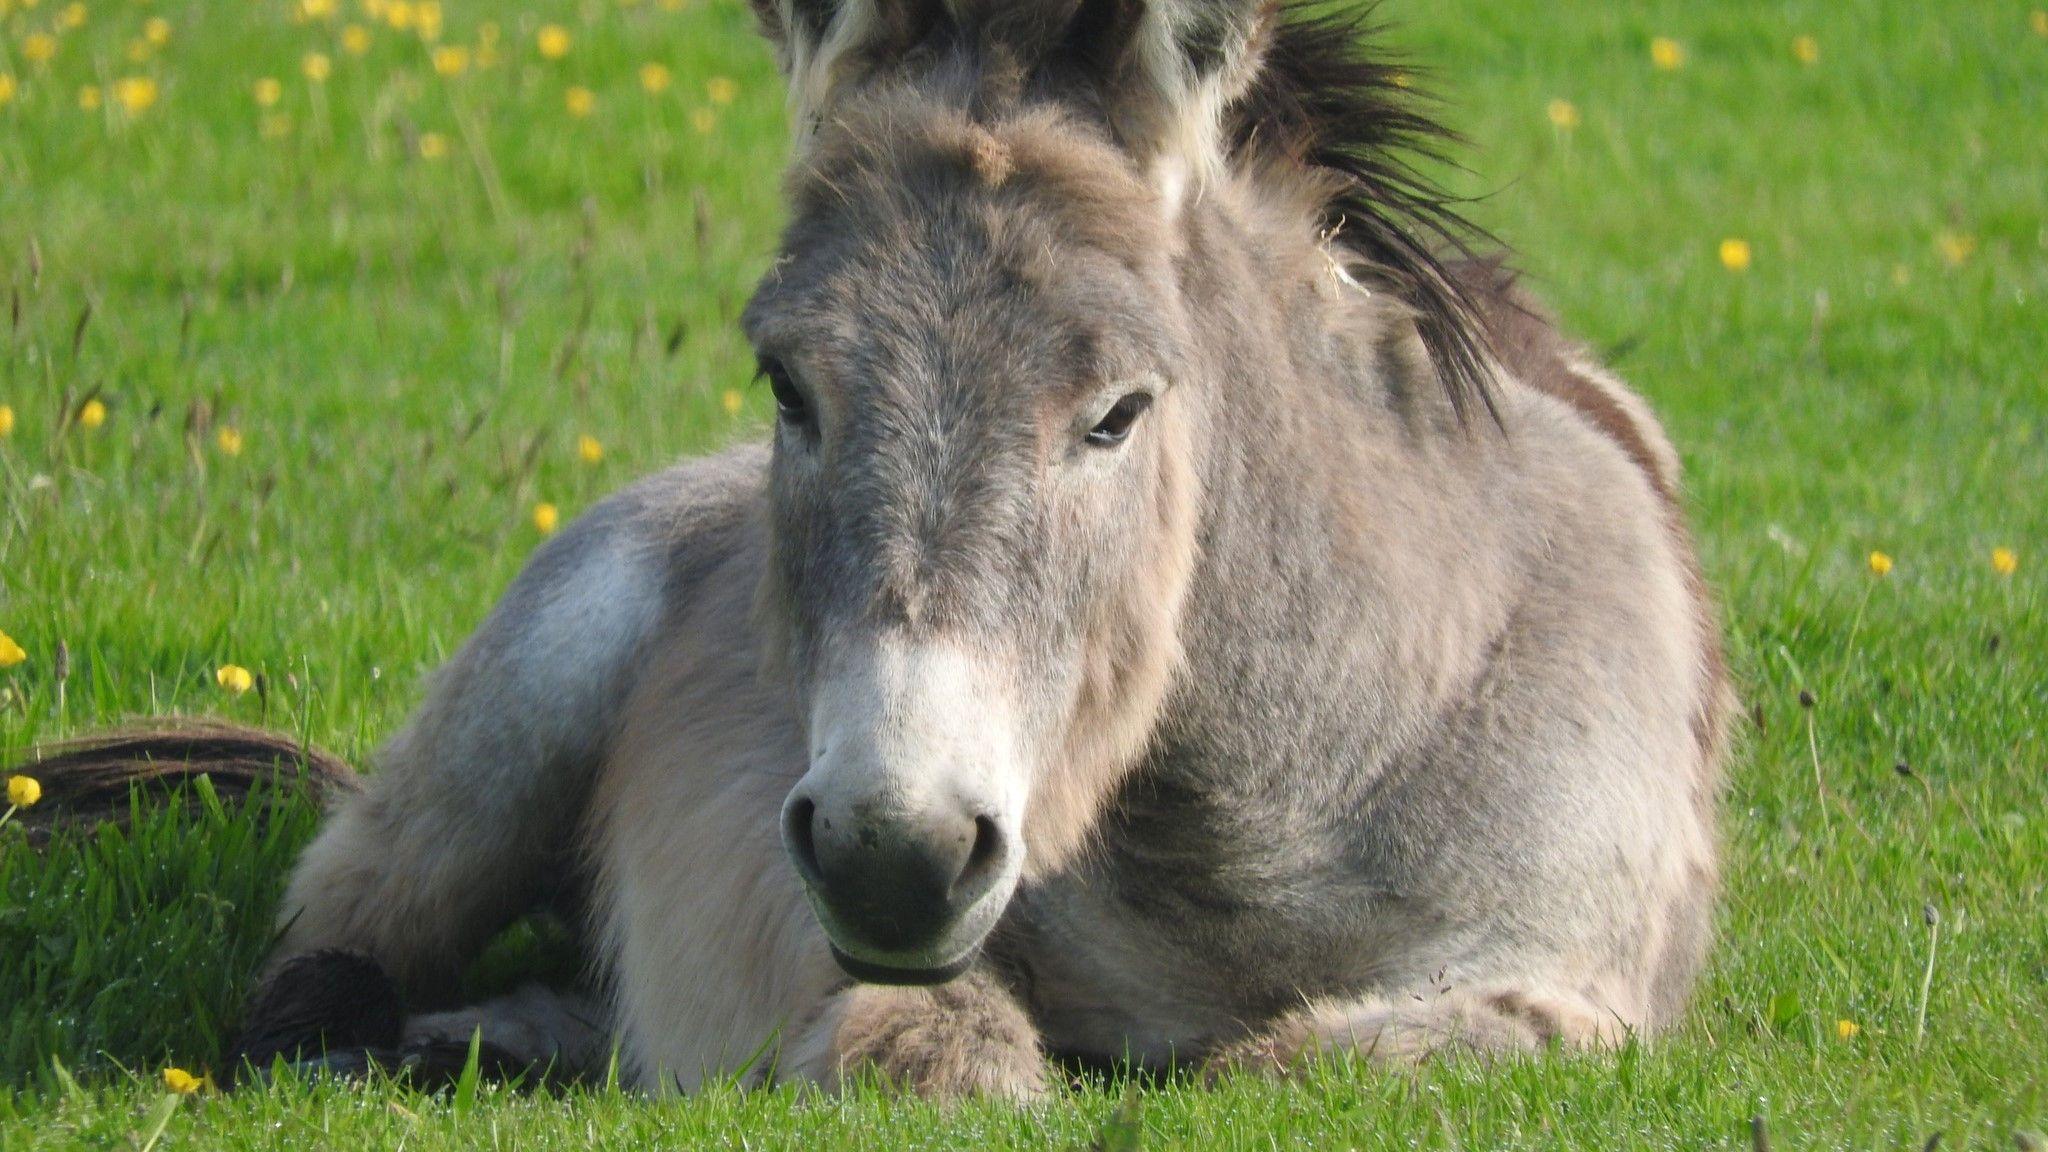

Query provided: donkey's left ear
[1033,0,1274,201]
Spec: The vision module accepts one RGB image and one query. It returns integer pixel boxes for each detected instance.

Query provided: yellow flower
[577,434,604,464]
[301,0,338,19]
[79,398,107,429]
[145,17,173,46]
[0,75,15,107]
[1835,1019,1859,1040]
[1868,551,1894,577]
[533,502,560,534]
[705,76,737,105]
[1935,231,1976,268]
[340,24,372,55]
[385,0,414,31]
[216,426,244,457]
[690,108,716,134]
[57,1,83,29]
[417,131,448,159]
[416,1,442,42]
[23,33,59,64]
[1992,547,2018,576]
[78,84,101,111]
[721,389,743,418]
[536,24,571,60]
[639,62,671,94]
[432,45,469,76]
[162,1067,202,1094]
[253,77,282,107]
[1792,35,1819,65]
[114,76,159,115]
[1650,37,1685,71]
[2031,9,2047,36]
[303,52,332,83]
[0,403,14,437]
[0,630,26,669]
[216,664,254,695]
[1718,238,1752,273]
[6,774,40,808]
[564,86,594,117]
[1546,99,1580,131]
[125,39,155,65]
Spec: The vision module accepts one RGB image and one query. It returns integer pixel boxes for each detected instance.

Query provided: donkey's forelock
[749,0,1504,418]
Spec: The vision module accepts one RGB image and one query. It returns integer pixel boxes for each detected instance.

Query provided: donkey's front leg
[1209,982,1630,1077]
[785,968,1048,1101]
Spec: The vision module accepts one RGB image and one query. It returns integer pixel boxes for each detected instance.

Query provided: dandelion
[1935,230,1976,267]
[564,86,595,117]
[385,0,415,31]
[577,434,604,464]
[23,33,59,64]
[416,1,443,42]
[1718,238,1752,273]
[253,77,282,107]
[0,75,15,108]
[78,84,100,110]
[721,389,744,418]
[301,0,339,19]
[417,131,448,159]
[7,773,40,808]
[0,630,25,668]
[303,52,332,83]
[1546,98,1580,131]
[639,62,671,94]
[2032,10,2047,36]
[145,17,172,46]
[340,24,372,55]
[537,24,571,60]
[1792,35,1819,65]
[0,403,14,437]
[432,45,469,76]
[691,108,716,134]
[162,1068,202,1095]
[533,502,560,534]
[1992,547,2018,576]
[57,1,82,29]
[1650,37,1685,71]
[216,664,254,695]
[1868,550,1894,577]
[1835,1019,1860,1040]
[79,398,107,429]
[706,76,738,105]
[216,426,244,457]
[114,77,159,115]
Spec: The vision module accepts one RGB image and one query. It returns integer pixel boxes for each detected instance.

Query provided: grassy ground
[2,0,2043,1146]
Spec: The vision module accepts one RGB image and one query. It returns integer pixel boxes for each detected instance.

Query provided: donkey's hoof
[798,982,1048,1101]
[224,949,404,1086]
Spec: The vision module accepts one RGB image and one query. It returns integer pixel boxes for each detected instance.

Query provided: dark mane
[1230,2,1503,421]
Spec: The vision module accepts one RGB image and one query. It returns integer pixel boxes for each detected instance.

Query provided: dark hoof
[224,950,403,1086]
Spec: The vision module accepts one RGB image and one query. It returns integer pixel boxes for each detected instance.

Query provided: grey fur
[272,0,1727,1095]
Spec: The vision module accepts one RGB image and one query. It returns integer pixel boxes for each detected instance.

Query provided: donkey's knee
[783,969,1047,1101]
[1210,981,1632,1077]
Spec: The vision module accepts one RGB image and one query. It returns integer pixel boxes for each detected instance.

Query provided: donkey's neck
[1155,191,1521,809]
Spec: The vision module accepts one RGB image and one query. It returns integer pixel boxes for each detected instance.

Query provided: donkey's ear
[1038,0,1273,196]
[750,0,952,133]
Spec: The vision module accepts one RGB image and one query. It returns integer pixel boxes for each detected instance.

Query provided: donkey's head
[745,0,1490,982]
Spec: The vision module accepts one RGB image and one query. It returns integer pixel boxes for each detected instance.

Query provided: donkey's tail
[5,721,358,845]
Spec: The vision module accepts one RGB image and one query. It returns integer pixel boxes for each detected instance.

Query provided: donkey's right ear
[749,0,952,138]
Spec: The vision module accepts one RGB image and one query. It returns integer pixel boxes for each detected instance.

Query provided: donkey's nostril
[955,814,1004,898]
[783,796,824,888]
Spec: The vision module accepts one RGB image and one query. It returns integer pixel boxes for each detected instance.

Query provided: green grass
[2,0,2044,1146]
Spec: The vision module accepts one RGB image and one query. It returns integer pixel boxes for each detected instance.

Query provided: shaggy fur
[117,0,1730,1096]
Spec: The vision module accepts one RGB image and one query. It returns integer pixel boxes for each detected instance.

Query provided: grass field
[3,0,2045,1146]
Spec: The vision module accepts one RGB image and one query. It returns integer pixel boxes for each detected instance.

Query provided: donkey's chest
[1001,798,1418,1066]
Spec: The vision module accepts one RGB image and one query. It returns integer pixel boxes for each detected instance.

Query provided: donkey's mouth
[829,944,979,987]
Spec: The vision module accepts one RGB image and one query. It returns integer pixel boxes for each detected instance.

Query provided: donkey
[246,0,1731,1097]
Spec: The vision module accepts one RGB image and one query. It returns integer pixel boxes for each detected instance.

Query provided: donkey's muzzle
[782,792,1010,980]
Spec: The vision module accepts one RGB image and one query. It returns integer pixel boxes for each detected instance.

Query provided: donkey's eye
[1085,392,1153,447]
[759,358,811,427]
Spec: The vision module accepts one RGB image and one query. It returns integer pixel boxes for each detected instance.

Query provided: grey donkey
[249,0,1732,1097]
